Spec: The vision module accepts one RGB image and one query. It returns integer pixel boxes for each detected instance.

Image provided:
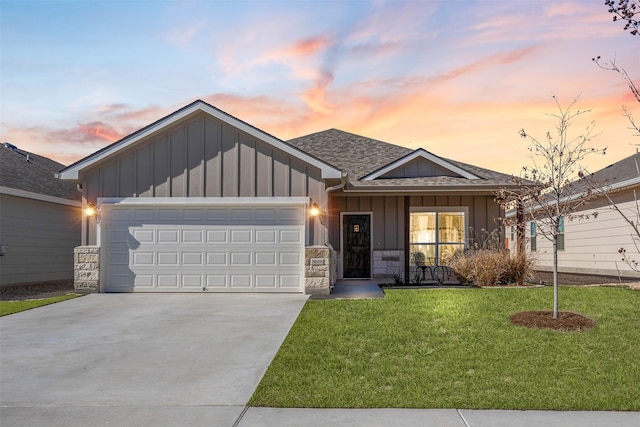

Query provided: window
[530,222,537,252]
[510,226,515,250]
[557,216,565,251]
[410,209,465,265]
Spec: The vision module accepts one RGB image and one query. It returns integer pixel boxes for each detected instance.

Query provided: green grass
[0,294,80,316]
[250,287,640,410]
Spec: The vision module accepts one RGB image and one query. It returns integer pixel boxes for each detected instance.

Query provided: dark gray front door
[343,214,371,278]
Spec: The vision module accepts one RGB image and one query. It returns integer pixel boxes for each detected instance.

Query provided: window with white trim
[557,216,565,251]
[530,221,537,252]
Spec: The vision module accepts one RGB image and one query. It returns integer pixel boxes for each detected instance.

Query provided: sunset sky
[1,0,638,176]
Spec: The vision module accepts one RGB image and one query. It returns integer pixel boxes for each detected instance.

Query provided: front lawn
[0,294,80,316]
[250,287,640,410]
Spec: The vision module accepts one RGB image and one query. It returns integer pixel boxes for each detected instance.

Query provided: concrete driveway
[0,293,307,427]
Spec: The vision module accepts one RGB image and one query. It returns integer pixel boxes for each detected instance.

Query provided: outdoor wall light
[309,203,321,217]
[85,204,97,217]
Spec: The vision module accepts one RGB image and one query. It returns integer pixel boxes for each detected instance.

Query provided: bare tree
[497,97,605,318]
[605,0,639,36]
[592,56,640,140]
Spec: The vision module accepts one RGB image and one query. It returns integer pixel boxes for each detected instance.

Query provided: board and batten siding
[530,188,640,277]
[380,158,461,179]
[0,194,81,286]
[82,112,326,245]
[329,194,502,251]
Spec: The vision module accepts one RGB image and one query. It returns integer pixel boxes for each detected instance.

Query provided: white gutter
[0,186,82,207]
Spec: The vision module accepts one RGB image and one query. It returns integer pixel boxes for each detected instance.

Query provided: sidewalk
[235,407,640,427]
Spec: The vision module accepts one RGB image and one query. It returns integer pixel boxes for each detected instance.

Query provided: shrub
[449,249,535,286]
[503,251,536,285]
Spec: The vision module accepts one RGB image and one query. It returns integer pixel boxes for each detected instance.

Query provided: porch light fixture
[85,203,97,217]
[309,203,321,217]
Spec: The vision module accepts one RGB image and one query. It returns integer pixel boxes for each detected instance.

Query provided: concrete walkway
[235,408,639,426]
[311,279,385,299]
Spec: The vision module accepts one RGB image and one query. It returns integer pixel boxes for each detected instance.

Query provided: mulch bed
[531,271,638,286]
[0,281,75,301]
[510,310,596,332]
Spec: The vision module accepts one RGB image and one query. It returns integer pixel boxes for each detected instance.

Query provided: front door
[343,214,371,278]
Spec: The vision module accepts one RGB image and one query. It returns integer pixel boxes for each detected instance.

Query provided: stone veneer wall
[74,246,100,293]
[305,245,335,295]
[373,250,404,279]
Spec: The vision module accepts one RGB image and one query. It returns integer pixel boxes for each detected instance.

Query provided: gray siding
[329,193,502,250]
[380,158,461,178]
[82,112,326,245]
[0,194,81,286]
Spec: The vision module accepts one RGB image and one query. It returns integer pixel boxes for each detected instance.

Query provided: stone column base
[305,246,334,295]
[74,246,100,293]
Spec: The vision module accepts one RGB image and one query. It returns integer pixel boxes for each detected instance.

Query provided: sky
[0,0,638,176]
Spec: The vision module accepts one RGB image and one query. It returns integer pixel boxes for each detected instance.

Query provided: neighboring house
[0,143,82,287]
[58,100,521,294]
[507,152,640,278]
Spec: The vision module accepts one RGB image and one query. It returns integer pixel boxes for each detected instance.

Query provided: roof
[0,143,81,201]
[287,128,520,190]
[575,152,640,193]
[58,100,342,181]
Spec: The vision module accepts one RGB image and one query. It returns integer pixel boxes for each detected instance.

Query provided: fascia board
[97,196,311,207]
[58,101,342,180]
[0,186,82,207]
[362,148,480,181]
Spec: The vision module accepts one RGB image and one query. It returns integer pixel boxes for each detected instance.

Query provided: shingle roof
[0,143,81,201]
[287,128,519,189]
[575,152,640,193]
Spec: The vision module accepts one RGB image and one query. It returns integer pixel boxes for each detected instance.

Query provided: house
[507,152,640,279]
[0,143,82,287]
[58,100,521,294]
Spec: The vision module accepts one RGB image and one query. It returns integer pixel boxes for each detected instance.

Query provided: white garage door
[102,204,305,292]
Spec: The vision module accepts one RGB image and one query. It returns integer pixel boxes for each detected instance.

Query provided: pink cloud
[283,35,332,57]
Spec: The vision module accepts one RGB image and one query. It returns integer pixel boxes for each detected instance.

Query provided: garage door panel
[231,208,252,221]
[280,252,301,265]
[182,275,203,288]
[158,275,179,288]
[256,275,276,288]
[207,230,228,243]
[182,252,204,265]
[182,229,204,243]
[207,252,228,265]
[134,209,154,221]
[280,229,302,243]
[255,252,276,265]
[206,275,228,288]
[103,205,305,293]
[182,209,203,221]
[231,275,252,288]
[157,252,179,265]
[158,230,179,243]
[134,275,154,288]
[231,230,252,243]
[133,229,155,243]
[280,275,302,288]
[133,252,154,265]
[255,229,276,243]
[206,208,228,221]
[158,209,179,221]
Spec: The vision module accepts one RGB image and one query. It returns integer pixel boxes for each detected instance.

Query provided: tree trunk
[553,234,559,319]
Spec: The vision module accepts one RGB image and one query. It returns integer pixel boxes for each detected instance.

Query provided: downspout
[322,172,347,292]
[323,172,348,249]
